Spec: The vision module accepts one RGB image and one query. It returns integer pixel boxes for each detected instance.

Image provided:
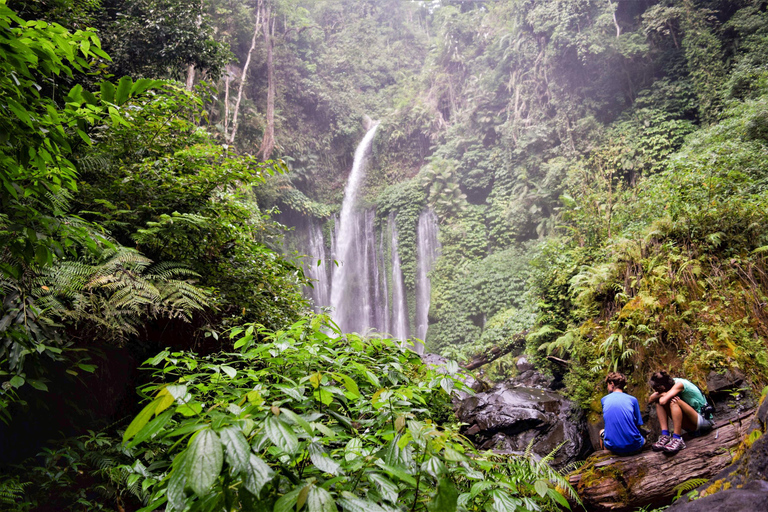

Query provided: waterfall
[305,219,330,311]
[329,122,380,333]
[389,213,409,341]
[288,122,441,346]
[415,209,440,351]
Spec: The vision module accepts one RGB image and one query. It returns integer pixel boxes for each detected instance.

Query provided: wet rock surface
[667,480,768,512]
[669,395,768,511]
[455,380,590,468]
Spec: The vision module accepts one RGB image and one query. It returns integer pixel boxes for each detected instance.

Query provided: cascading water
[414,209,440,351]
[329,122,380,332]
[304,219,330,311]
[289,122,441,345]
[389,213,409,341]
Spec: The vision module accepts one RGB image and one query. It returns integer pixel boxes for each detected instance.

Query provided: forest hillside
[2,0,768,511]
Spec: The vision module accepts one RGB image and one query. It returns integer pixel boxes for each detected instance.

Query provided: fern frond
[673,478,709,499]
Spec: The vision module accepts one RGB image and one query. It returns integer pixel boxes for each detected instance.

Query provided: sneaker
[652,434,672,451]
[662,436,686,454]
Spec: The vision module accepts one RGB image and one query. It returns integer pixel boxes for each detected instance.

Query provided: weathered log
[463,330,528,370]
[568,409,755,511]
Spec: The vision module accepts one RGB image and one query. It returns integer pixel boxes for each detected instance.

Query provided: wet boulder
[455,381,590,468]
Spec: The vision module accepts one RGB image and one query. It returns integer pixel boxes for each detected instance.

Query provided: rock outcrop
[666,394,768,512]
[456,381,590,468]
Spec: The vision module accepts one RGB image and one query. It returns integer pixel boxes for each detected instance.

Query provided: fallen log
[568,408,755,511]
[463,330,528,370]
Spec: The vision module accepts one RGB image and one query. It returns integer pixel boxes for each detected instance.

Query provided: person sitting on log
[600,372,645,455]
[648,370,714,455]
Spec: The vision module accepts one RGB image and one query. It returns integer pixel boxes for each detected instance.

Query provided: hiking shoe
[662,436,686,454]
[652,434,672,451]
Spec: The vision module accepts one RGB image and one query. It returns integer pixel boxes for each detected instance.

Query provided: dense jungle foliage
[3,0,768,510]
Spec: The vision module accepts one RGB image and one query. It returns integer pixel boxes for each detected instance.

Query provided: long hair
[649,370,675,392]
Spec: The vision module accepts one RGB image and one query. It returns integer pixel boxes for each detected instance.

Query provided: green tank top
[675,378,707,413]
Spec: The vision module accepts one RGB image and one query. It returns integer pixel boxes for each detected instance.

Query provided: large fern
[37,247,211,344]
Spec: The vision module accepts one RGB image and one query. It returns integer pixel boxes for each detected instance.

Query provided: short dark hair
[605,372,627,390]
[650,370,675,392]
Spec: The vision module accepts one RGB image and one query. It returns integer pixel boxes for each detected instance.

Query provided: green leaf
[428,477,457,512]
[337,492,387,512]
[332,372,361,398]
[274,485,304,512]
[123,399,159,443]
[219,426,250,474]
[373,460,417,487]
[167,452,189,512]
[185,428,223,496]
[490,490,521,512]
[127,410,172,448]
[100,80,115,103]
[280,408,313,435]
[220,365,237,378]
[368,473,399,504]
[131,78,161,96]
[307,486,337,512]
[265,415,299,454]
[547,488,571,510]
[115,76,133,105]
[308,443,343,476]
[9,376,24,388]
[28,379,48,391]
[242,454,274,496]
[534,479,549,498]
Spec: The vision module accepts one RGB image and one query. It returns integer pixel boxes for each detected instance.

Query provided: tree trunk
[227,0,263,145]
[185,64,196,91]
[260,3,276,161]
[568,408,755,511]
[223,72,231,138]
[463,330,529,370]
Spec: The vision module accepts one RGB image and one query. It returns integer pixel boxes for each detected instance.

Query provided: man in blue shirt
[600,372,645,455]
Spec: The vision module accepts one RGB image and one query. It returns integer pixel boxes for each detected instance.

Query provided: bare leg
[670,401,683,436]
[656,403,671,432]
[672,398,700,432]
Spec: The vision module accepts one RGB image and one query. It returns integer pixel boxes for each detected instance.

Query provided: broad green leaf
[275,384,305,401]
[242,454,274,496]
[490,490,521,512]
[9,376,24,388]
[274,485,305,512]
[219,426,250,474]
[28,379,48,391]
[154,388,176,415]
[124,399,160,443]
[220,365,237,378]
[265,415,299,454]
[422,457,445,478]
[368,473,399,504]
[308,443,343,476]
[307,486,337,512]
[345,438,363,461]
[280,408,313,434]
[186,429,223,496]
[309,372,322,389]
[547,488,571,509]
[373,460,417,487]
[428,477,458,512]
[176,403,203,416]
[332,372,361,398]
[100,80,115,103]
[115,76,133,105]
[127,410,172,448]
[534,479,549,498]
[130,78,160,95]
[167,452,189,512]
[337,492,387,512]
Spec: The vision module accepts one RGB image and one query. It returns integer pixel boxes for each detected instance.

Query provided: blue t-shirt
[601,391,644,454]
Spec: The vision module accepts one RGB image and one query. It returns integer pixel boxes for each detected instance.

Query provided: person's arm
[658,381,684,406]
[648,391,661,404]
[633,397,643,426]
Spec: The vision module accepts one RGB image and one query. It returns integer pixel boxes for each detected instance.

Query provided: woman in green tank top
[647,370,713,455]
